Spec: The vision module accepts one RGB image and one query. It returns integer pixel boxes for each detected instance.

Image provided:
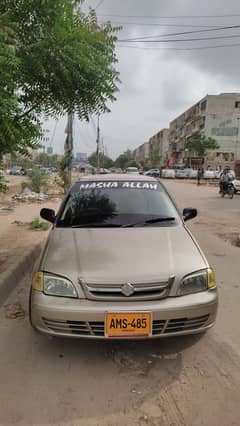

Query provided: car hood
[41,226,207,285]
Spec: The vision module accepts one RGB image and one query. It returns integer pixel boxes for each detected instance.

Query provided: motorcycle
[220,182,234,199]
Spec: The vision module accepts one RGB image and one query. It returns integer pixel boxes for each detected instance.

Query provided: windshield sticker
[79,182,158,190]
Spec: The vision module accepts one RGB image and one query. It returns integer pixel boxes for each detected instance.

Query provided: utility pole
[101,137,104,156]
[65,112,74,184]
[96,114,100,172]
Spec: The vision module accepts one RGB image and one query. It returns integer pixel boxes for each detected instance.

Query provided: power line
[99,13,240,19]
[100,20,222,28]
[75,120,95,151]
[119,24,240,42]
[95,0,105,10]
[117,42,240,51]
[118,34,240,43]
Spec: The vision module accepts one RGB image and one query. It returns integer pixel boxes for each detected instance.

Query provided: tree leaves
[0,0,119,158]
[185,134,219,156]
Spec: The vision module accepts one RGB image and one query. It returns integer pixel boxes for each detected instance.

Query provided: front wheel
[229,188,234,199]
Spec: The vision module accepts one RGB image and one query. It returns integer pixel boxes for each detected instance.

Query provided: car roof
[77,173,158,182]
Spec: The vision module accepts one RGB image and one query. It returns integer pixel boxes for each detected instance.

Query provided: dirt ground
[0,200,61,273]
[0,174,62,273]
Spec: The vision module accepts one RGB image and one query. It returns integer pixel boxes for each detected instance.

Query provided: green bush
[30,218,50,231]
[28,167,48,193]
[0,174,7,193]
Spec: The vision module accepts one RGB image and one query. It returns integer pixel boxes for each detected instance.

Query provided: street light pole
[96,114,100,172]
[235,117,240,162]
[65,112,74,185]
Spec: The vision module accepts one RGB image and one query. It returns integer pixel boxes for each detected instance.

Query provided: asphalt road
[0,181,240,426]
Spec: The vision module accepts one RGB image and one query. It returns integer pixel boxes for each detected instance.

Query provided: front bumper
[30,289,218,339]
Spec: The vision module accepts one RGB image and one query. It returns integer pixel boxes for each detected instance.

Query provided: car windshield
[56,180,179,228]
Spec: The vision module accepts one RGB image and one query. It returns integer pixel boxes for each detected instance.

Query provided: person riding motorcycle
[219,169,232,193]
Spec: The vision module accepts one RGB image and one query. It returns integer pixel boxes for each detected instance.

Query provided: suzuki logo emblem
[121,283,135,297]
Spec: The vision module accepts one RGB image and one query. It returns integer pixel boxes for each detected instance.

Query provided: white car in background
[232,179,240,193]
[126,167,139,175]
[161,169,175,179]
[204,170,216,179]
[175,169,188,179]
[144,169,160,177]
[188,169,198,179]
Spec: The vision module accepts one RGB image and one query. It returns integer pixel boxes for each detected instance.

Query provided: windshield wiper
[71,223,123,228]
[123,217,176,228]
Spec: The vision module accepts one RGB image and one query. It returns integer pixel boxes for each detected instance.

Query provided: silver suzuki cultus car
[30,175,218,339]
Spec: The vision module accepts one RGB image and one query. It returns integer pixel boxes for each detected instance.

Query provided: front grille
[164,315,210,334]
[43,318,105,336]
[81,279,173,301]
[152,314,209,335]
[152,320,165,335]
[43,314,209,337]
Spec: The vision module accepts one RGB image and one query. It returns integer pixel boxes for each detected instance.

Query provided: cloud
[49,0,240,158]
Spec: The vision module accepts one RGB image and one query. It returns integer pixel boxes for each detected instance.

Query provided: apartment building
[169,93,240,169]
[149,128,169,166]
[132,142,150,164]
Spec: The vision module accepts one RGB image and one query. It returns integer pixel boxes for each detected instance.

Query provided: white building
[169,93,240,169]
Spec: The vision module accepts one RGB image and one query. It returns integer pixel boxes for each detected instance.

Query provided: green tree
[88,152,114,169]
[114,150,133,170]
[11,154,34,168]
[126,159,138,168]
[185,134,219,158]
[148,148,161,168]
[35,153,59,168]
[0,1,119,161]
[28,167,48,193]
[57,153,72,193]
[0,11,40,157]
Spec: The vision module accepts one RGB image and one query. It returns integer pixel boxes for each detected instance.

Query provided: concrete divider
[0,243,42,305]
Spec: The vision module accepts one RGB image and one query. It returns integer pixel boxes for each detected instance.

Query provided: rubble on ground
[12,220,30,226]
[4,303,25,319]
[11,187,49,202]
[0,205,14,211]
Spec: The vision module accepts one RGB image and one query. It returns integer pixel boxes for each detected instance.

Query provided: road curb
[0,243,42,305]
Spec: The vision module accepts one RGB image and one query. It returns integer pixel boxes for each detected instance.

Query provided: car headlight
[178,268,217,296]
[32,272,78,298]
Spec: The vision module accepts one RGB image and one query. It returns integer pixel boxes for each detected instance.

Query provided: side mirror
[40,208,56,224]
[183,208,197,222]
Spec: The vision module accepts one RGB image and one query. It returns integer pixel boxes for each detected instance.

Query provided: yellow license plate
[105,312,151,338]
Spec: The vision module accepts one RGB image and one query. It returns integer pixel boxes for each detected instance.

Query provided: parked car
[232,179,240,193]
[99,168,110,174]
[161,169,175,179]
[144,169,160,177]
[110,168,122,174]
[188,169,198,179]
[126,167,139,175]
[203,170,216,179]
[9,166,26,176]
[39,167,52,175]
[175,169,188,179]
[30,174,218,339]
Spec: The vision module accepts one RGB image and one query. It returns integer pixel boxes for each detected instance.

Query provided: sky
[46,0,240,159]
